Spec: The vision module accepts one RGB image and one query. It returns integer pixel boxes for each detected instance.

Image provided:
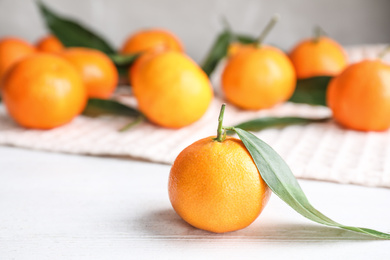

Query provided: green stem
[313,26,327,43]
[313,26,321,43]
[119,115,145,132]
[222,126,235,131]
[378,45,390,59]
[214,104,226,142]
[256,14,280,47]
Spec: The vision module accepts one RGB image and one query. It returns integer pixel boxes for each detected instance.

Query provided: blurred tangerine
[62,47,118,99]
[0,37,36,83]
[121,28,183,55]
[131,50,213,128]
[289,32,348,79]
[327,59,390,131]
[36,34,64,53]
[2,53,87,129]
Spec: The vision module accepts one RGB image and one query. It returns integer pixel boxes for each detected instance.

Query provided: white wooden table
[1,146,389,259]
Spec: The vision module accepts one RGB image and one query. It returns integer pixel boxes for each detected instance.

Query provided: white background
[1,146,390,259]
[0,0,390,62]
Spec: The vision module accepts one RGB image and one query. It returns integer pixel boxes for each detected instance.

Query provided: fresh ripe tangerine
[0,37,36,82]
[169,136,271,233]
[289,36,348,79]
[2,53,87,129]
[128,49,163,86]
[222,45,296,110]
[227,42,243,57]
[227,42,253,57]
[131,50,213,128]
[36,34,64,53]
[222,15,296,110]
[327,59,390,131]
[62,47,118,99]
[121,28,183,55]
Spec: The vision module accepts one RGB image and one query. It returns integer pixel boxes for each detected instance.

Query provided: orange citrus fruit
[2,53,87,129]
[0,37,36,82]
[121,28,183,55]
[227,42,243,57]
[131,50,213,128]
[36,34,64,53]
[169,136,271,233]
[289,36,348,79]
[221,45,296,110]
[62,47,118,99]
[227,42,253,57]
[129,50,154,85]
[327,59,390,131]
[128,49,164,86]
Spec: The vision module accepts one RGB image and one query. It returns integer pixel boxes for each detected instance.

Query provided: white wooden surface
[1,145,390,259]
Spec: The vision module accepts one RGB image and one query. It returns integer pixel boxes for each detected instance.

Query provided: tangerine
[131,50,213,128]
[2,53,87,129]
[168,135,271,233]
[62,47,118,99]
[327,59,390,131]
[221,15,296,110]
[36,34,64,53]
[289,35,348,79]
[227,42,252,57]
[121,28,183,55]
[222,45,296,110]
[128,49,162,86]
[0,37,36,82]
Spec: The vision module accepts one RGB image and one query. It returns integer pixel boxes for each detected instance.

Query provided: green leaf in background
[82,98,141,118]
[108,53,140,66]
[289,76,332,106]
[116,65,131,77]
[235,34,257,44]
[233,127,390,239]
[38,1,116,54]
[108,53,140,77]
[201,30,233,77]
[227,116,330,135]
[119,115,146,132]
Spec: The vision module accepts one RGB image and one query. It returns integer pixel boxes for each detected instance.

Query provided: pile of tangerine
[1,17,390,133]
[1,29,214,129]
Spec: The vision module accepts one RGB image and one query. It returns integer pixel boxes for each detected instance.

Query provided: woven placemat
[1,44,390,188]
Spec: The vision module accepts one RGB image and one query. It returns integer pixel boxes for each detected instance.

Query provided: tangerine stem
[256,14,280,47]
[313,26,326,43]
[378,45,390,59]
[215,104,226,142]
[223,126,235,131]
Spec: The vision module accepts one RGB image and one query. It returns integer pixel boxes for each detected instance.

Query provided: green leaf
[108,53,140,66]
[235,34,257,44]
[201,30,233,77]
[119,115,146,132]
[227,116,330,135]
[234,34,283,49]
[233,127,390,239]
[108,53,140,77]
[82,98,141,118]
[38,1,116,54]
[289,76,332,106]
[116,65,130,77]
